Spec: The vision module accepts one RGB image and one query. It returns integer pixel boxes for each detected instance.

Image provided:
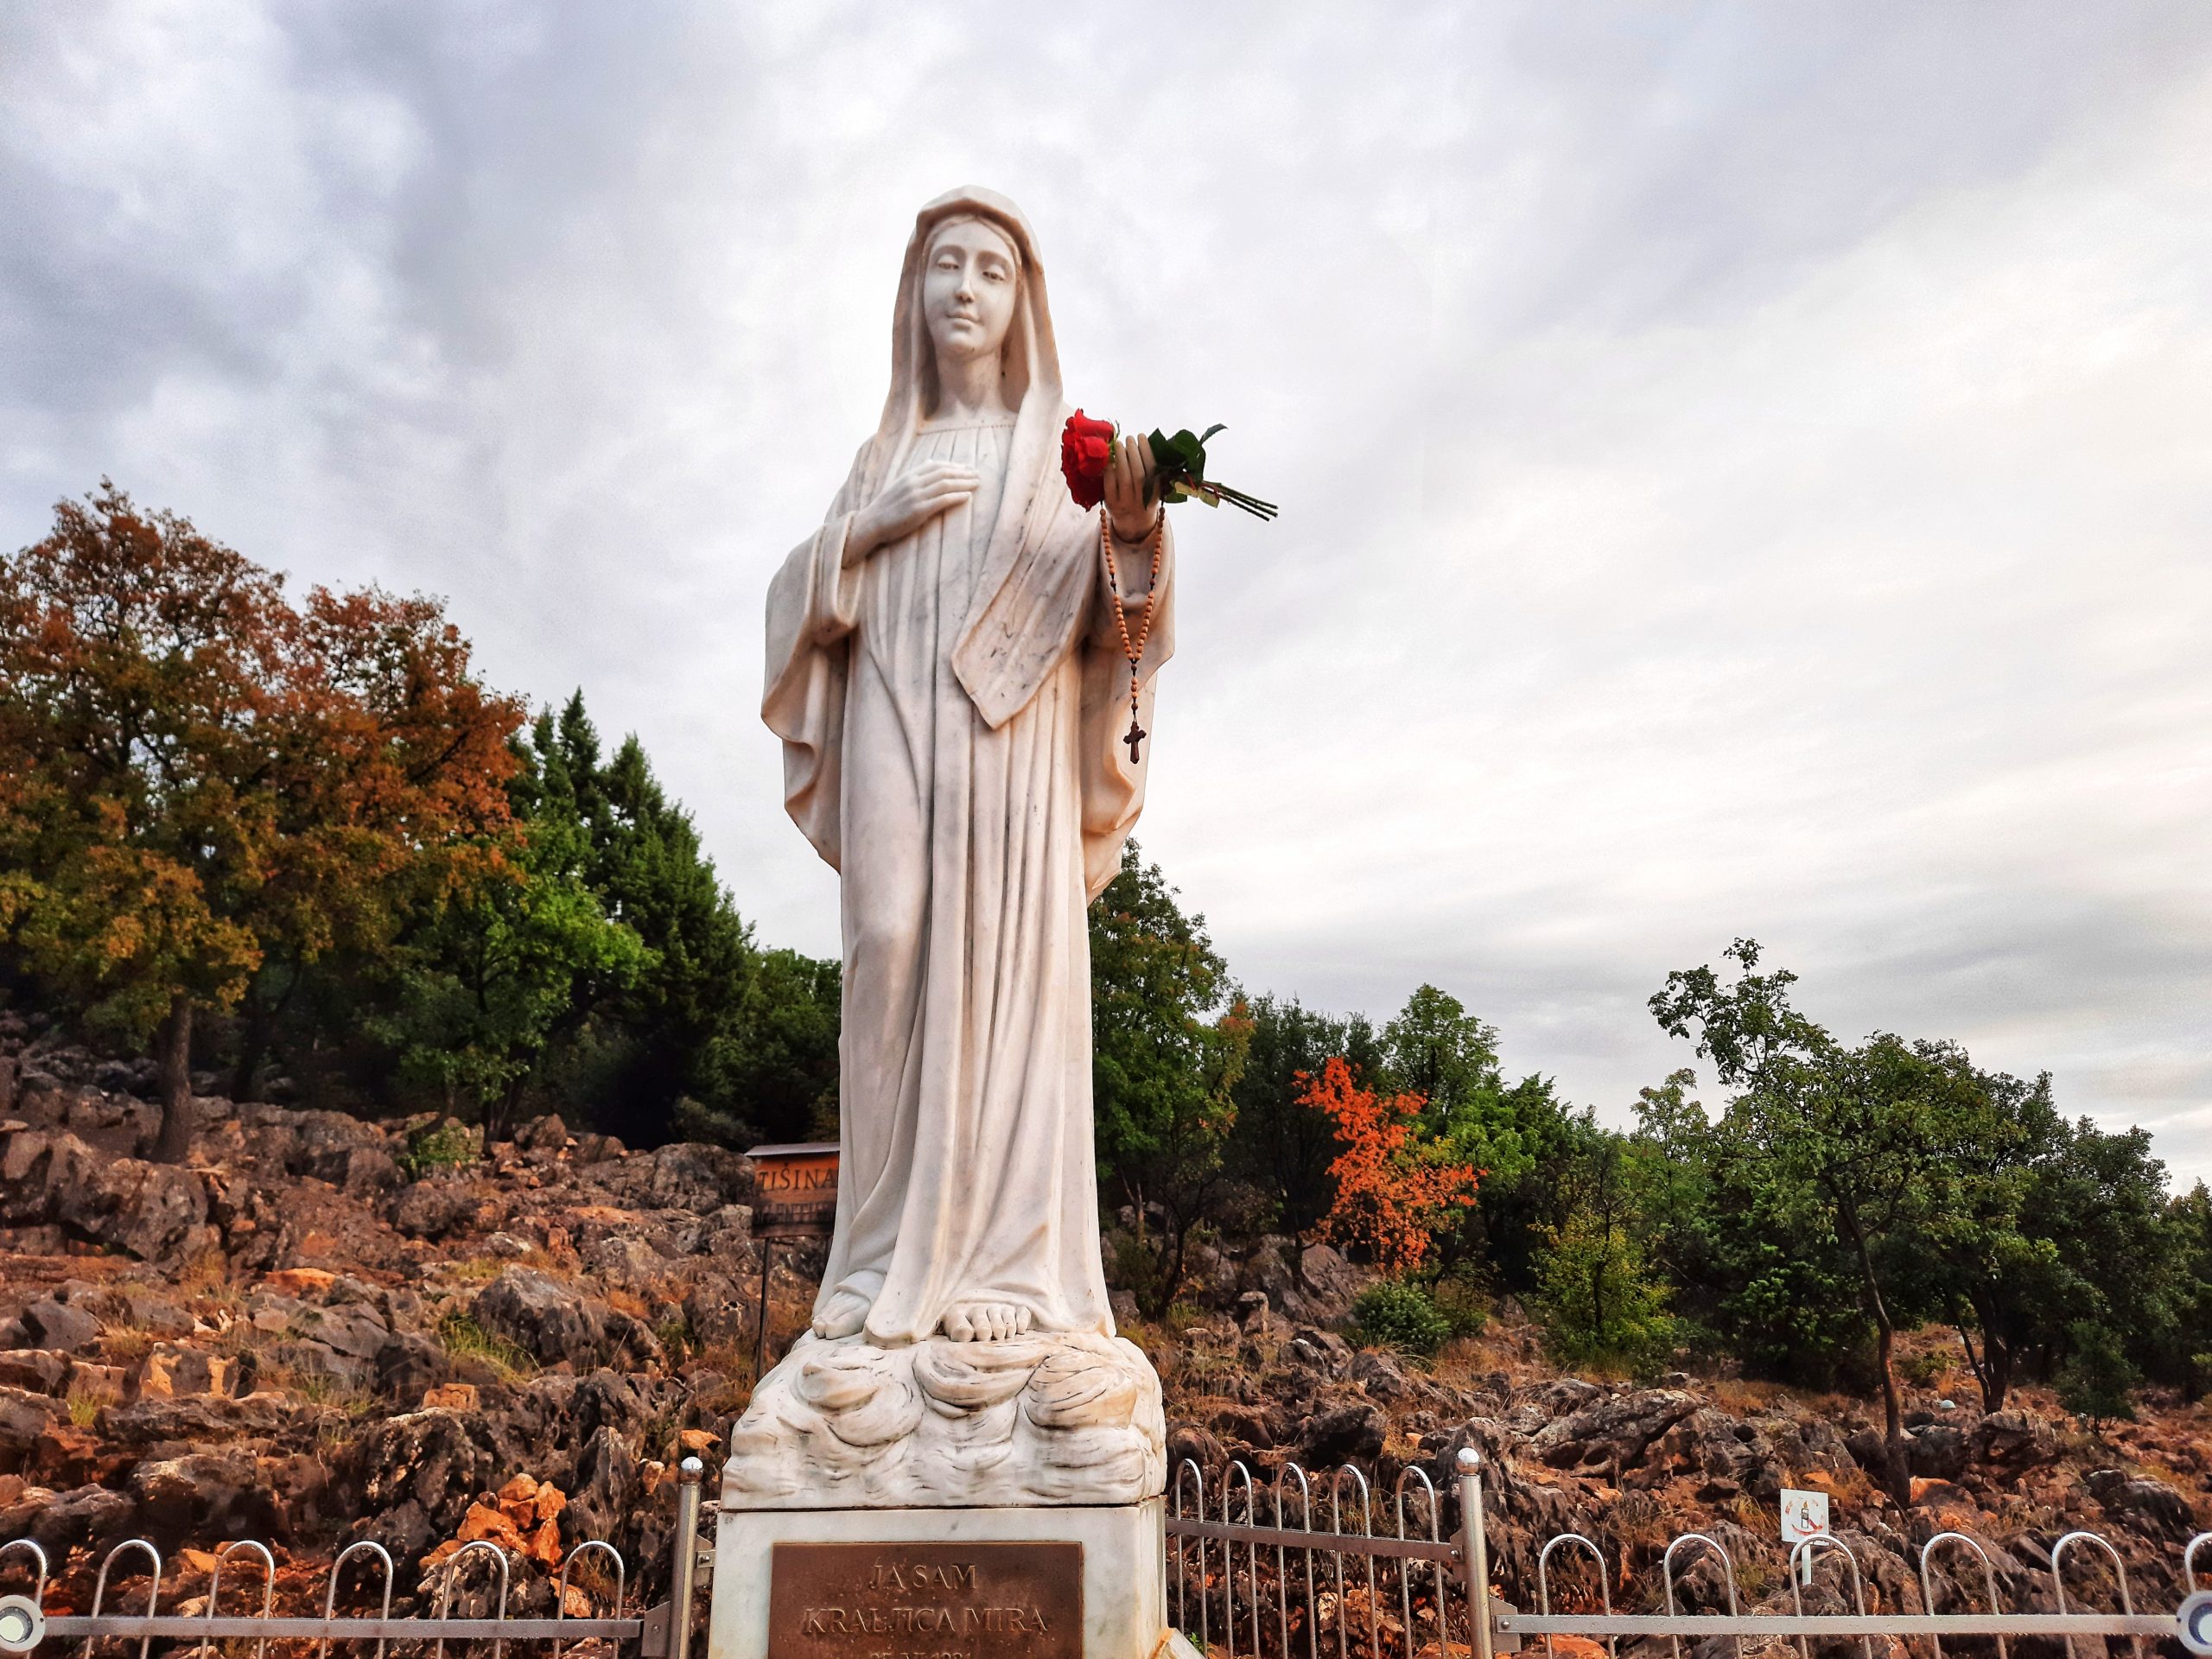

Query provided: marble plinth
[704,1499,1169,1659]
[721,1330,1166,1509]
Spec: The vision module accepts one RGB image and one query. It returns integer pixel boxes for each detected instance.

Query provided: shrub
[400,1120,480,1178]
[1535,1208,1677,1376]
[1354,1280,1453,1357]
[2056,1321,2137,1422]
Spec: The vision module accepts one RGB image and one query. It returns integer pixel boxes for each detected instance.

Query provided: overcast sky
[5,3,2209,1176]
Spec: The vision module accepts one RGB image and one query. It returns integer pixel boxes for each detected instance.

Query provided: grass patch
[438,1312,535,1382]
[653,1311,695,1362]
[434,1257,512,1284]
[99,1327,156,1365]
[66,1392,101,1427]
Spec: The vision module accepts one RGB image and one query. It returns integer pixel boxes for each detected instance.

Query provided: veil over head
[849,188,1093,730]
[764,186,1168,899]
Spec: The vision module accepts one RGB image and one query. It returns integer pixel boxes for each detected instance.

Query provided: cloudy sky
[5,4,2209,1173]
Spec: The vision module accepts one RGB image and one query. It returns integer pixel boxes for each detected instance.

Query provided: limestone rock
[516,1113,572,1152]
[1907,1422,1970,1480]
[475,1268,602,1363]
[0,1481,136,1553]
[373,1333,450,1402]
[21,1300,99,1353]
[1973,1409,2058,1470]
[471,1266,663,1371]
[597,1143,751,1215]
[131,1449,283,1546]
[390,1179,474,1240]
[134,1344,236,1401]
[0,1128,213,1262]
[1298,1402,1388,1466]
[1534,1387,1700,1471]
[1293,1242,1370,1324]
[1351,1346,1411,1402]
[0,1351,69,1394]
[2086,1466,2194,1541]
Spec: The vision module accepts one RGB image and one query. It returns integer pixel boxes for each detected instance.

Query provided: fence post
[671,1458,705,1659]
[1459,1447,1494,1659]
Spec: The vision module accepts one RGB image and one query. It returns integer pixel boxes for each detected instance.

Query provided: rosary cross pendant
[1123,715,1147,764]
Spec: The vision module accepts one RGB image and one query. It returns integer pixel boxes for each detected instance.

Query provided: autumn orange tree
[1300,1055,1479,1273]
[0,484,524,1160]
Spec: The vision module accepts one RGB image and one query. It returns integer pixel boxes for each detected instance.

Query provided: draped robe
[761,189,1173,1345]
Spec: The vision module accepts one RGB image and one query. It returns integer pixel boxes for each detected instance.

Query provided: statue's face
[923,219,1019,365]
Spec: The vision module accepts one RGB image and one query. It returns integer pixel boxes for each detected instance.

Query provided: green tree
[2056,1320,2139,1423]
[2158,1183,2212,1395]
[374,796,651,1141]
[698,945,842,1145]
[524,695,773,1144]
[1919,1079,2175,1411]
[1370,983,1588,1294]
[1090,841,1251,1316]
[1652,940,1958,1508]
[1535,1131,1678,1373]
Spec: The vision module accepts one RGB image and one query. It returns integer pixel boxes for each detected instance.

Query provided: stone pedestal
[705,1500,1168,1659]
[710,1330,1172,1657]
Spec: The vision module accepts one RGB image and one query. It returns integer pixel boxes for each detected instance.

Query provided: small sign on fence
[1780,1486,1829,1544]
[1781,1486,1830,1586]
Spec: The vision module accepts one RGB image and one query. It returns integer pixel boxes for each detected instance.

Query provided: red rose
[1060,410,1116,509]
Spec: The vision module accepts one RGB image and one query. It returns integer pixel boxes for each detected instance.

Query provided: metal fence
[0,1459,707,1659]
[15,1443,2207,1659]
[1167,1449,2212,1659]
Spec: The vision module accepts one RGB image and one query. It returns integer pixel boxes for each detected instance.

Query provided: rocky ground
[4,1011,2209,1652]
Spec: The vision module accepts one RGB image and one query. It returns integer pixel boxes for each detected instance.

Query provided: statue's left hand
[1103,433,1159,542]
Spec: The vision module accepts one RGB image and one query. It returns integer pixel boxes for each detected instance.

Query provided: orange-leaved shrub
[1299,1055,1478,1273]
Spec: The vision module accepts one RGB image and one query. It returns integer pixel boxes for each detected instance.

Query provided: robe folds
[760,190,1173,1345]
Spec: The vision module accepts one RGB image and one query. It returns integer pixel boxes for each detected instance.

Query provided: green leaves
[1090,838,1251,1317]
[1141,423,1278,518]
[1147,426,1216,484]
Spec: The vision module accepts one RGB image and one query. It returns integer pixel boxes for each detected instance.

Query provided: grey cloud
[4,1,2209,1176]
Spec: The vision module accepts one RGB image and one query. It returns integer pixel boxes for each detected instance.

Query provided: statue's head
[922,215,1021,377]
[874,190,1057,464]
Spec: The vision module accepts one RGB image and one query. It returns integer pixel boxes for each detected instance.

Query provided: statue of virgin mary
[761,187,1173,1357]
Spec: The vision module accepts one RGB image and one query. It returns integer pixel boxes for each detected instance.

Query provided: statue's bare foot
[943,1301,1033,1342]
[811,1288,871,1339]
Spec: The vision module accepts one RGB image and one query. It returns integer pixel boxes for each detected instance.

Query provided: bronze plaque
[767,1540,1082,1658]
[750,1141,841,1240]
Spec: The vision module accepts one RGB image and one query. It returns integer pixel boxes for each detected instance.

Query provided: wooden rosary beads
[1098,509,1165,763]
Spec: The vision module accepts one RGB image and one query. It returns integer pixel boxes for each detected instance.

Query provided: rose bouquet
[1060,410,1277,520]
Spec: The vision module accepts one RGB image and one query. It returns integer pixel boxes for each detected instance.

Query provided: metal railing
[0,1457,707,1659]
[1169,1448,2212,1659]
[1167,1452,1481,1659]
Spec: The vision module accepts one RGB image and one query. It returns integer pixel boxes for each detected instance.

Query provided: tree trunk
[1982,1334,2013,1414]
[149,993,195,1165]
[1874,1316,1913,1509]
[1841,1202,1914,1508]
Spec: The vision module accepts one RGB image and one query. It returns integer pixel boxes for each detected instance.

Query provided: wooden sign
[750,1141,839,1240]
[768,1541,1082,1659]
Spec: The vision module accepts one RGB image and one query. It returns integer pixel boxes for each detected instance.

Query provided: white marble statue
[729,187,1170,1507]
